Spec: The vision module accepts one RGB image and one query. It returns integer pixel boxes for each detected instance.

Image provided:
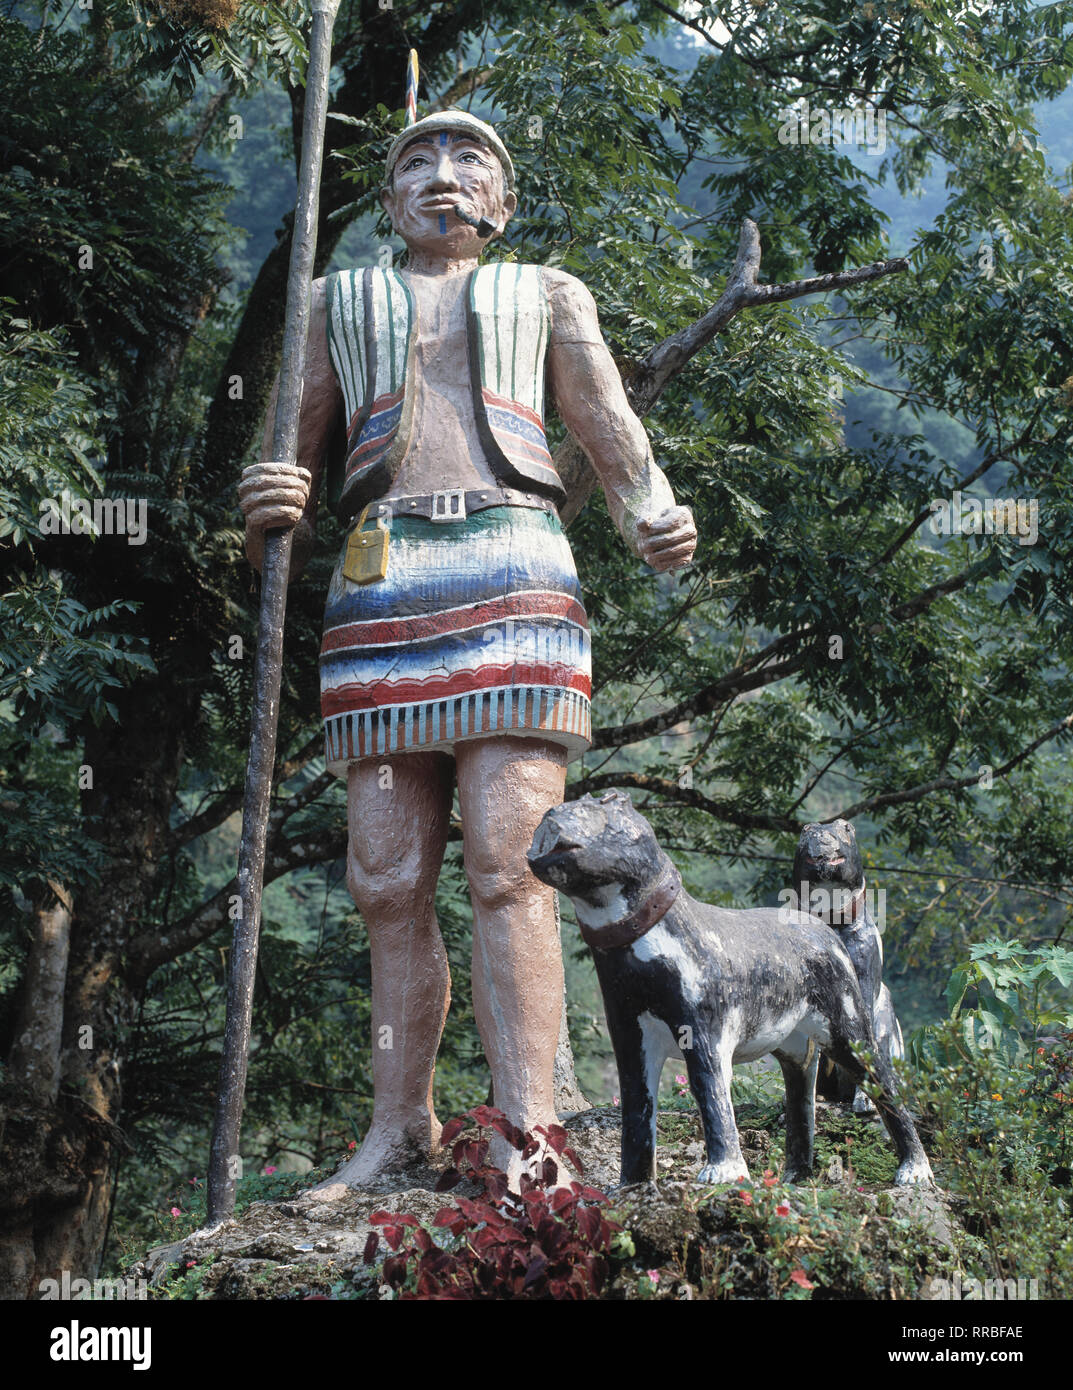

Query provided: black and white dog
[792,820,904,1113]
[527,791,932,1187]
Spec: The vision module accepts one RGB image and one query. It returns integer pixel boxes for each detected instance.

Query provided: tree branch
[167,732,325,852]
[590,650,809,749]
[182,85,233,164]
[631,220,908,415]
[569,771,799,833]
[886,561,985,624]
[590,554,1003,753]
[577,712,1073,842]
[433,66,495,111]
[559,218,909,523]
[128,819,348,987]
[835,713,1073,822]
[870,405,1046,572]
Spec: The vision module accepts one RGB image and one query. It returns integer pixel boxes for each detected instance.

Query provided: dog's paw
[696,1159,750,1186]
[894,1156,934,1186]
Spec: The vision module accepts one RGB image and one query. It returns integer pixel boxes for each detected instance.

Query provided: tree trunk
[0,678,197,1298]
[8,883,71,1105]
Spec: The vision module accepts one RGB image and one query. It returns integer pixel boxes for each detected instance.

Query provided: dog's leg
[843,918,884,1114]
[689,1035,749,1185]
[613,1017,663,1186]
[775,1044,819,1182]
[816,1053,855,1103]
[826,1011,933,1186]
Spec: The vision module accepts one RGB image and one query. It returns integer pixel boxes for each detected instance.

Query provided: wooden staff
[207,0,341,1225]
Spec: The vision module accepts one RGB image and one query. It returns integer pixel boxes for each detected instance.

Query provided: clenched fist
[239,462,312,575]
[637,505,697,572]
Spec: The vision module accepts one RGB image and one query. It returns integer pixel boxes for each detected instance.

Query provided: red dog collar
[579,862,683,951]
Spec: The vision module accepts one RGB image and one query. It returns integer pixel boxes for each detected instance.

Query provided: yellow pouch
[342,505,389,585]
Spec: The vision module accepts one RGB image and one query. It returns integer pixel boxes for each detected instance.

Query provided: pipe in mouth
[454,205,498,238]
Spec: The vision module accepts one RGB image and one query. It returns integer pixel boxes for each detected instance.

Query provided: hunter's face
[381,131,516,260]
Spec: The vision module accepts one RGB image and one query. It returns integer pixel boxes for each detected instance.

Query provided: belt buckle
[430,488,466,522]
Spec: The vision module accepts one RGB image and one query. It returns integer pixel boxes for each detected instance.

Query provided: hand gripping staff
[206,0,342,1225]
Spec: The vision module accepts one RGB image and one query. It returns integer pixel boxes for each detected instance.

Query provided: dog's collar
[809,879,867,926]
[579,861,683,951]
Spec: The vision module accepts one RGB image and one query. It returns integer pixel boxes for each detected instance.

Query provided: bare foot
[308,1118,440,1200]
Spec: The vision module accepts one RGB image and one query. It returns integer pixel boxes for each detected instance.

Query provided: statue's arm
[240,277,343,577]
[543,269,696,571]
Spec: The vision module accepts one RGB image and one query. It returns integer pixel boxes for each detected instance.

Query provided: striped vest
[324,264,564,519]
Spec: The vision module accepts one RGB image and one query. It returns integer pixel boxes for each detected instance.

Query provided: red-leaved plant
[363,1105,619,1300]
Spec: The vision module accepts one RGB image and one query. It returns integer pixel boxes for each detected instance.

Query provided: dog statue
[527,791,932,1187]
[791,819,904,1113]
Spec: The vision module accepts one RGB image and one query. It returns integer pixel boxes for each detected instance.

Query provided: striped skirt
[320,505,592,774]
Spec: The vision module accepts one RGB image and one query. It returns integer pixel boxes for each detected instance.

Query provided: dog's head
[792,818,864,895]
[527,791,662,898]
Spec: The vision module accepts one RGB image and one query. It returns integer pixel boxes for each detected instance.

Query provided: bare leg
[455,736,567,1184]
[313,751,453,1194]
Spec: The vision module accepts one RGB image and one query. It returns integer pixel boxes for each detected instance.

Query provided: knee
[462,836,539,914]
[346,846,435,923]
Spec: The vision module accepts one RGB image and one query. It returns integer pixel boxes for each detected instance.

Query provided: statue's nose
[427,156,461,191]
[529,814,582,861]
[528,818,561,861]
[804,828,840,857]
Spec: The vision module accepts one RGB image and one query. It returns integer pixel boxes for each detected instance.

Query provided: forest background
[2,0,1072,1296]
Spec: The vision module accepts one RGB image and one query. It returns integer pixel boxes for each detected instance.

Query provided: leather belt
[359,487,559,524]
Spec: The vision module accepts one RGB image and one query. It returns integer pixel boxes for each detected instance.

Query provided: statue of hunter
[239,108,697,1190]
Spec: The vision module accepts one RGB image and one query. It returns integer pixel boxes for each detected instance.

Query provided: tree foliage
[1,0,1072,1286]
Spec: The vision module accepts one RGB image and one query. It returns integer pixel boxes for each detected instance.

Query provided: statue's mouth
[453,204,498,238]
[527,823,583,879]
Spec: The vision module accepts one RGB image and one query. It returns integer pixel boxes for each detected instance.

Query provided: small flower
[646,1269,660,1284]
[776,1203,790,1217]
[185,1261,196,1268]
[763,1174,777,1187]
[675,1075,687,1085]
[170,1206,181,1218]
[347,1140,357,1151]
[763,1169,774,1177]
[1038,1047,1046,1055]
[992,1092,1002,1101]
[738,1189,753,1206]
[790,1268,815,1290]
[263,1166,277,1175]
[613,1097,620,1107]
